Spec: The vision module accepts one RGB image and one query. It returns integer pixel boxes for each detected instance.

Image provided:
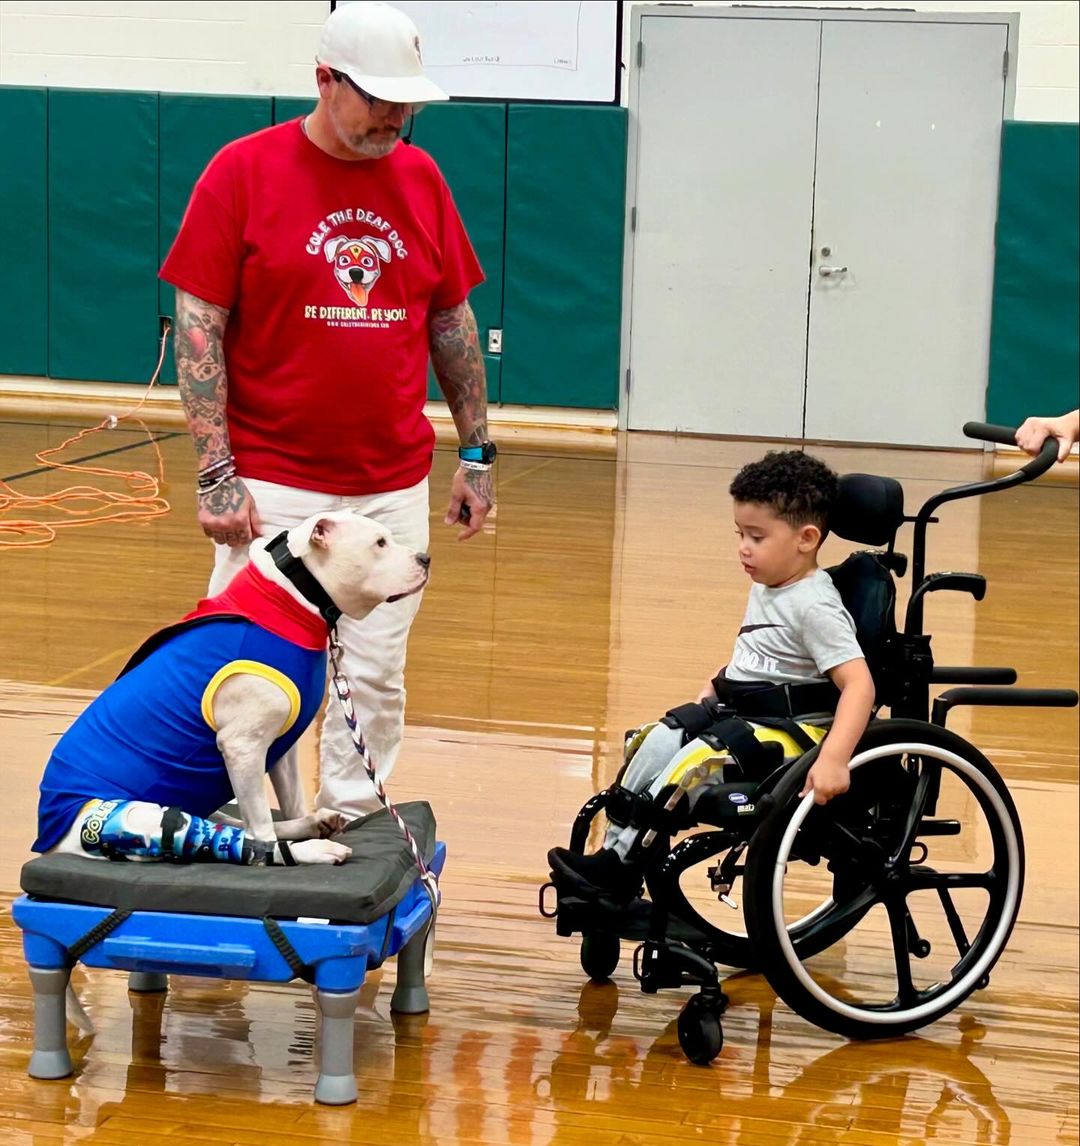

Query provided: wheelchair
[540,422,1078,1066]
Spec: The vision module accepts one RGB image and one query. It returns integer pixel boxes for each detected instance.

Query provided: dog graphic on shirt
[324,235,392,307]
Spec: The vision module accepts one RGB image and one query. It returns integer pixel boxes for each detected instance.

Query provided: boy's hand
[800,754,851,805]
[803,657,874,805]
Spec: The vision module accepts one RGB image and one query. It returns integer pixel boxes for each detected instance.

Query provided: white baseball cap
[318,2,448,105]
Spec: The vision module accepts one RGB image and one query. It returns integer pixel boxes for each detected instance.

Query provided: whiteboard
[331,1,621,102]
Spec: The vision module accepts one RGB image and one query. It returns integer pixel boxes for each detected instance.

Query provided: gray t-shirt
[725,568,864,685]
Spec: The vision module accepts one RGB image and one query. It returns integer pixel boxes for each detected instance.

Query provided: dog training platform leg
[128,971,169,993]
[314,986,360,1105]
[27,966,74,1080]
[390,922,431,1015]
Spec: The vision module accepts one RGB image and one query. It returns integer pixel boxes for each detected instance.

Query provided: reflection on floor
[1,414,1076,1144]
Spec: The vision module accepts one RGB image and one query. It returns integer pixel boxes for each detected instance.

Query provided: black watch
[458,441,497,465]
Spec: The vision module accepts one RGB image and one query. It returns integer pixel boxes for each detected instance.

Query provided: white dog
[34,510,429,869]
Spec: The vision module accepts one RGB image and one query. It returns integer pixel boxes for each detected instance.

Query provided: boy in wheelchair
[548,450,876,903]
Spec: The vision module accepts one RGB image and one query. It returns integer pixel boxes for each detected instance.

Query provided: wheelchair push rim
[745,723,1024,1037]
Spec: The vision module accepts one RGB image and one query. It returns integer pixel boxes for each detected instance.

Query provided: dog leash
[327,628,441,952]
[266,532,440,957]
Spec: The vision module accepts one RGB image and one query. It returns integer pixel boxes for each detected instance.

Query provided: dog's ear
[289,518,336,557]
[324,237,347,263]
[364,236,393,263]
[307,518,336,551]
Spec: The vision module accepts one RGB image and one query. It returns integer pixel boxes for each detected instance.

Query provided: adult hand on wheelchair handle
[963,421,1062,478]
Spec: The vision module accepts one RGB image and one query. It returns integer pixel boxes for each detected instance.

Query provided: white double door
[626,13,1010,447]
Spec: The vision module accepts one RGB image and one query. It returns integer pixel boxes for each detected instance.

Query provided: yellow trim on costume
[201,660,301,736]
[667,721,828,785]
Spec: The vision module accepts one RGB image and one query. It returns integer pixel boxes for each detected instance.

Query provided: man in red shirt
[160,0,495,820]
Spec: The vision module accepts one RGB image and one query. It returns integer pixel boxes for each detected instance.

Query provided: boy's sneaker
[547,846,644,903]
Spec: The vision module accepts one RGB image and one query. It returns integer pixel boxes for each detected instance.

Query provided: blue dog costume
[34,564,330,859]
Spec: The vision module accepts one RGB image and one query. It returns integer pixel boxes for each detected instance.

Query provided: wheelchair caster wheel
[580,932,621,982]
[677,994,724,1065]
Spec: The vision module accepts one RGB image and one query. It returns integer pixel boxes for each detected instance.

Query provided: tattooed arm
[429,298,494,540]
[174,287,262,547]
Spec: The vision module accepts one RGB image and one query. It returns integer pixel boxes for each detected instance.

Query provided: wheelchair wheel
[744,720,1024,1039]
[579,932,621,982]
[677,993,724,1065]
[663,830,873,971]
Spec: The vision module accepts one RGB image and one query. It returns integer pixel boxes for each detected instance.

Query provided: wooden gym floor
[0,412,1076,1145]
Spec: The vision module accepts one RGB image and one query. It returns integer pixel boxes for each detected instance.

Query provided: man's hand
[800,753,851,805]
[198,474,263,547]
[175,287,253,541]
[1015,410,1080,463]
[428,299,495,542]
[444,465,494,541]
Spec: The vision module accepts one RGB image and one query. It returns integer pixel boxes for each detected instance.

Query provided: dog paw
[312,808,350,838]
[290,839,352,865]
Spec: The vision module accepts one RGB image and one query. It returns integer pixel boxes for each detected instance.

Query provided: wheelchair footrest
[634,938,722,994]
[547,891,714,949]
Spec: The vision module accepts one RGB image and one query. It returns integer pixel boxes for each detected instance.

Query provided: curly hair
[729,449,838,531]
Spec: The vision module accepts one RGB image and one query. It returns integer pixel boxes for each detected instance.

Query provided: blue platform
[13,842,446,1104]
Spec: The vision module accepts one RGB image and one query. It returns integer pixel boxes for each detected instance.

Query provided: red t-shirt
[160,120,484,495]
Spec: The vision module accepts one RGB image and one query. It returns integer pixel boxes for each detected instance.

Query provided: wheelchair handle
[930,666,1017,685]
[932,686,1079,729]
[963,421,1060,481]
[909,425,1059,631]
[904,572,986,635]
[963,421,1022,447]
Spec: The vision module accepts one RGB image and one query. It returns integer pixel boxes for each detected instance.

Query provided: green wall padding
[411,102,507,401]
[158,94,273,382]
[274,97,315,124]
[988,121,1080,426]
[48,90,160,383]
[0,87,48,376]
[501,104,627,409]
[3,87,626,413]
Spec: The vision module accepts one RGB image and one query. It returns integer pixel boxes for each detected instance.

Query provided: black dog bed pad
[20,802,435,924]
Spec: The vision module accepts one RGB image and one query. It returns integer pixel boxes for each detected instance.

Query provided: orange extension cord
[0,322,174,549]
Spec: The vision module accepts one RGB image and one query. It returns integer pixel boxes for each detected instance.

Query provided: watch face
[460,442,497,464]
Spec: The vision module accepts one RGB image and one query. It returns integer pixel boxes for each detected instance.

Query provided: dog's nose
[348,269,365,282]
[416,553,431,570]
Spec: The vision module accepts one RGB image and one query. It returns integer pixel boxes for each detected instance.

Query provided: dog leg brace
[77,800,296,865]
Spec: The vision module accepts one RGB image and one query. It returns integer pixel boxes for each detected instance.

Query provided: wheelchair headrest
[830,474,905,547]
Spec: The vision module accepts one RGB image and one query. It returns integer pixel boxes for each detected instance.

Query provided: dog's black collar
[266,531,341,629]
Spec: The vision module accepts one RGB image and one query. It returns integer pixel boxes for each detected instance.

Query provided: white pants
[208,476,430,820]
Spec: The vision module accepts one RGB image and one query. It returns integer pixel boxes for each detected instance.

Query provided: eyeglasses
[329,68,418,116]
